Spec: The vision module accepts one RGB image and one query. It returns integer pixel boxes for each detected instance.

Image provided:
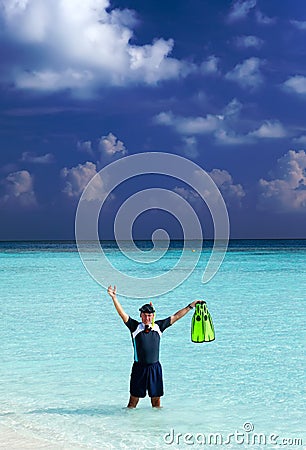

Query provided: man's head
[139,303,155,325]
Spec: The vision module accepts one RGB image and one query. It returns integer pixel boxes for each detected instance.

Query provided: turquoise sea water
[0,240,305,449]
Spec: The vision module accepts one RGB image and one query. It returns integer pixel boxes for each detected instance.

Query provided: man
[107,285,198,408]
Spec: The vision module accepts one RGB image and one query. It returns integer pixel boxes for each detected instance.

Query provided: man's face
[140,312,154,325]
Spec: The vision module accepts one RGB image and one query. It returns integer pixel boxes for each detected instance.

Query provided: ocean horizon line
[0,237,306,243]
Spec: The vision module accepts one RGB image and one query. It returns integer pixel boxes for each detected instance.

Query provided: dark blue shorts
[130,361,164,398]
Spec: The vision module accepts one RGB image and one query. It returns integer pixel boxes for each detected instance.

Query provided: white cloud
[174,168,245,207]
[255,10,276,25]
[128,38,193,84]
[77,140,94,156]
[154,111,222,135]
[21,151,55,164]
[234,35,264,49]
[216,118,287,145]
[0,0,192,94]
[290,20,306,31]
[225,57,264,89]
[173,187,199,203]
[223,98,243,118]
[154,111,173,127]
[61,161,105,200]
[227,0,256,22]
[155,100,290,147]
[98,132,127,156]
[201,55,220,75]
[76,133,127,158]
[155,99,251,146]
[214,129,252,145]
[258,150,306,212]
[209,169,245,205]
[249,121,287,138]
[16,69,94,92]
[1,170,37,207]
[293,135,306,144]
[283,75,306,95]
[180,136,199,158]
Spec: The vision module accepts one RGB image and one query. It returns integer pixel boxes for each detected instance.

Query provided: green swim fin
[191,301,215,343]
[191,302,205,343]
[202,302,215,342]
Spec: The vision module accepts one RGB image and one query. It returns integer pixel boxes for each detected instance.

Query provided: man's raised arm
[107,285,129,323]
[170,300,198,325]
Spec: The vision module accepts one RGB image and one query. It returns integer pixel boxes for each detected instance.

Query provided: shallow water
[0,240,305,449]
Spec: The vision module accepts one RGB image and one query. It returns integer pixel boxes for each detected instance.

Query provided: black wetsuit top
[125,317,172,365]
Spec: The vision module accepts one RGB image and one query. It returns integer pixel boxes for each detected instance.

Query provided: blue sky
[0,0,305,240]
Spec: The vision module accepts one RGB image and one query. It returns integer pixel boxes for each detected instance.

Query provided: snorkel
[150,301,155,327]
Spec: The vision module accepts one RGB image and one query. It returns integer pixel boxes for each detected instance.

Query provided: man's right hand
[107,285,117,300]
[107,285,129,323]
